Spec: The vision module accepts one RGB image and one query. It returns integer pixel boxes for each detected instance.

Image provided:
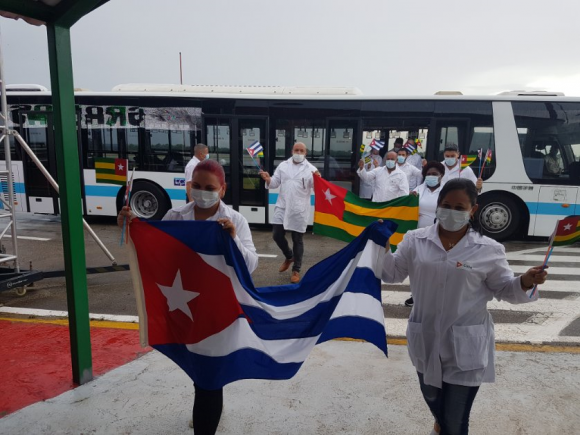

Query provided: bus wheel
[130,182,170,220]
[477,195,521,241]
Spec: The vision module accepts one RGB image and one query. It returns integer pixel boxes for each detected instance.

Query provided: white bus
[3,85,579,241]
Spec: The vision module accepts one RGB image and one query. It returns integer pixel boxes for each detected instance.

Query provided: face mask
[436,207,472,232]
[445,157,457,167]
[425,175,440,187]
[385,160,396,169]
[205,154,210,160]
[397,156,406,164]
[292,153,305,163]
[190,189,220,209]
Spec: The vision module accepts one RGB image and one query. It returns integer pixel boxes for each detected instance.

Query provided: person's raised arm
[381,227,413,284]
[218,217,259,274]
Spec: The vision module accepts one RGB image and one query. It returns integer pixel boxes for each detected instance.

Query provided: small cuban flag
[370,139,385,151]
[246,141,263,158]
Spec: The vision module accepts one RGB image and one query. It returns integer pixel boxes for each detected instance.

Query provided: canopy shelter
[0,0,110,384]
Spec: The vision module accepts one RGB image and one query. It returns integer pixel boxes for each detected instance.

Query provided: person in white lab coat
[440,145,483,191]
[184,143,209,202]
[403,160,447,308]
[118,159,258,435]
[259,142,320,283]
[359,148,383,199]
[357,151,409,202]
[397,148,423,191]
[381,178,547,435]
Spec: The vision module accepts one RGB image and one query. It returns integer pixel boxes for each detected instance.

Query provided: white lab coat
[406,152,423,170]
[267,157,318,233]
[441,161,477,185]
[381,224,538,388]
[398,162,423,191]
[359,154,383,199]
[357,165,409,202]
[184,156,201,183]
[413,182,443,228]
[163,201,258,274]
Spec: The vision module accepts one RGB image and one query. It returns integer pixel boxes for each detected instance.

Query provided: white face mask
[436,207,472,232]
[445,157,457,167]
[425,175,440,187]
[385,160,396,169]
[190,189,220,209]
[292,153,305,163]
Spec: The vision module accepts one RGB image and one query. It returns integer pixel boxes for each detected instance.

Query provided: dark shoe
[290,271,300,283]
[404,297,413,308]
[279,257,294,272]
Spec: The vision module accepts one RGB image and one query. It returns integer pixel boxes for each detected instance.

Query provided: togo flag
[95,157,128,185]
[313,176,418,251]
[129,219,393,390]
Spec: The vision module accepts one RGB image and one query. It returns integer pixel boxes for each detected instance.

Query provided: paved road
[1,213,579,345]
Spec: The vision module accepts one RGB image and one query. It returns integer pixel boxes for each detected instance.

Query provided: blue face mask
[385,160,396,169]
[397,156,406,164]
[205,154,210,160]
[425,175,440,187]
[445,157,457,167]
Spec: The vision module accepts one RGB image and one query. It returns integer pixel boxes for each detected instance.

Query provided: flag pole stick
[479,149,489,179]
[478,150,482,178]
[120,167,135,246]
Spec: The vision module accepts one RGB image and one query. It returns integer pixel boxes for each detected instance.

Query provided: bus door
[204,116,267,224]
[432,119,470,161]
[326,118,359,192]
[18,111,59,214]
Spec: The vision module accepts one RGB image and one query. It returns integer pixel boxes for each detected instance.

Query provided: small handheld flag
[95,157,128,185]
[245,141,263,170]
[405,143,417,155]
[246,141,263,158]
[370,139,385,151]
[529,215,580,298]
[460,155,477,170]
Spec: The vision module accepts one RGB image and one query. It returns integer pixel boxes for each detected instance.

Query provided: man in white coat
[184,143,209,201]
[440,144,483,191]
[357,151,409,202]
[259,143,320,284]
[397,148,423,191]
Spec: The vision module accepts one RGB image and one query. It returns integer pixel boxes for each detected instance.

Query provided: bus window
[328,123,356,191]
[513,102,580,185]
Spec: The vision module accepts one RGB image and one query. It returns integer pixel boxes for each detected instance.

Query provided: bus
[3,84,580,241]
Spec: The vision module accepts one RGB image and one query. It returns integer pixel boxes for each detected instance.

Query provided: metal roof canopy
[0,0,110,385]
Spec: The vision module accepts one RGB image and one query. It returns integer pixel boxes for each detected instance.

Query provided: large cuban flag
[129,220,396,390]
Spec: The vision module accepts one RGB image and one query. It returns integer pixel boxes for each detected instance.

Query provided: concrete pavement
[1,340,579,435]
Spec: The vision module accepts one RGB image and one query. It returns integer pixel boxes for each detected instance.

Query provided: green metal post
[46,23,93,385]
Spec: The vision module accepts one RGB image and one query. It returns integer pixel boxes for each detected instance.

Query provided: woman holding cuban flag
[381,178,547,435]
[118,159,258,435]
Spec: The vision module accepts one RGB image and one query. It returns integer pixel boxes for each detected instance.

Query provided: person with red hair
[118,158,257,434]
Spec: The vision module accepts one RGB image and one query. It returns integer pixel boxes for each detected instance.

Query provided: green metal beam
[53,0,110,27]
[0,0,56,22]
[46,23,93,385]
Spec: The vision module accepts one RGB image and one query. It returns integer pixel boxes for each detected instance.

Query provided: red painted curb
[0,319,150,417]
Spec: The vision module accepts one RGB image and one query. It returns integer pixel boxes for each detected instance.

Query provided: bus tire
[477,194,521,241]
[129,181,170,220]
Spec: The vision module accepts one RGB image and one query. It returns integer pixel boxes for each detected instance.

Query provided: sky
[2,0,580,96]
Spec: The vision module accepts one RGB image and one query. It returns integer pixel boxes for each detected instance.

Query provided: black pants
[417,372,480,435]
[272,224,304,272]
[193,385,223,435]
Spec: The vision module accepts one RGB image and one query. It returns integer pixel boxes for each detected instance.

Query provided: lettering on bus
[8,104,200,131]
